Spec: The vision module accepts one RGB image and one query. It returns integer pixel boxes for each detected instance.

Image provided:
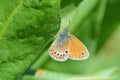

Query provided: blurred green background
[0,0,120,80]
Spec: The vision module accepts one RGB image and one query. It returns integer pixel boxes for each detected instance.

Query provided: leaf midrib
[0,0,23,38]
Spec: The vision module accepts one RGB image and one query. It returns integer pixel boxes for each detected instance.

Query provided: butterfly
[48,28,89,62]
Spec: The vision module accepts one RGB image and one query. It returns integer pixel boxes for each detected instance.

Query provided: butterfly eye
[59,34,62,37]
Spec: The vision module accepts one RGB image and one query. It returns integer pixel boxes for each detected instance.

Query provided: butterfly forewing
[69,35,89,60]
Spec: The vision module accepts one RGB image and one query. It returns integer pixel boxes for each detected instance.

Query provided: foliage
[0,0,120,80]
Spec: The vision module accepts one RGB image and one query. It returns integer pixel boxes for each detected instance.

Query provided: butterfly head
[58,28,70,40]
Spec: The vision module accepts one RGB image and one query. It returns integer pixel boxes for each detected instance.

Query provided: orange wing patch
[49,46,68,59]
[69,35,89,60]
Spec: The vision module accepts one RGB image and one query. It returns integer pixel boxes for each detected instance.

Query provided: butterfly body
[49,28,89,62]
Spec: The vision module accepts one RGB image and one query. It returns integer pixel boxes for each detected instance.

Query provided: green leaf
[97,1,120,51]
[22,68,120,80]
[0,0,60,80]
[1,0,120,80]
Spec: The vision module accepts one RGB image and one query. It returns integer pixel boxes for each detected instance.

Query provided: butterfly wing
[69,35,89,60]
[49,38,70,62]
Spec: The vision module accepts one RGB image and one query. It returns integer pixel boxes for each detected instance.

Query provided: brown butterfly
[49,28,89,62]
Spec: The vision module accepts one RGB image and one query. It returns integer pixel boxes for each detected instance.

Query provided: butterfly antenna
[49,34,55,37]
[68,20,71,26]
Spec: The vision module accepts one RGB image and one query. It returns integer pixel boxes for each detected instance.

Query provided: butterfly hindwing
[49,38,70,62]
